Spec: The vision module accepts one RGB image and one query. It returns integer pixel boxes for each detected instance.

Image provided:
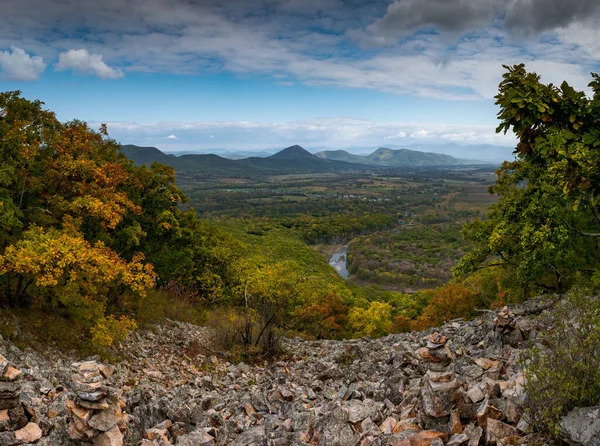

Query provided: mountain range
[120,144,491,177]
[314,147,459,166]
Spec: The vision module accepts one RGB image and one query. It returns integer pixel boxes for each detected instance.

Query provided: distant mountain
[270,145,316,160]
[120,144,364,176]
[219,150,273,160]
[120,145,175,165]
[390,143,514,163]
[367,147,460,165]
[315,147,462,166]
[314,149,377,164]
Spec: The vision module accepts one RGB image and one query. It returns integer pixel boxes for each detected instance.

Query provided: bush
[522,290,600,436]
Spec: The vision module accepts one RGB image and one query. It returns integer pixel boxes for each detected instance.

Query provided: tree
[348,301,393,337]
[0,92,162,344]
[454,65,600,297]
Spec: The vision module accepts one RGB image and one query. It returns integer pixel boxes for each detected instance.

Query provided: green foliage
[455,65,600,297]
[522,290,600,436]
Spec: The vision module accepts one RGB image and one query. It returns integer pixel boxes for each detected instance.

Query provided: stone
[422,375,458,418]
[476,398,502,426]
[450,409,462,434]
[14,422,43,443]
[78,398,110,410]
[78,390,106,402]
[93,425,124,446]
[486,418,519,445]
[473,358,498,370]
[88,408,120,432]
[560,406,600,446]
[344,399,376,424]
[426,369,455,383]
[380,417,398,434]
[393,430,447,446]
[176,430,216,446]
[0,431,18,446]
[466,386,484,403]
[66,399,93,421]
[361,418,381,437]
[447,433,469,446]
[98,364,115,379]
[463,424,483,446]
[0,356,8,376]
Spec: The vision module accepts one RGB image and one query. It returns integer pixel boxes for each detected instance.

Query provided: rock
[463,424,483,446]
[447,433,469,445]
[88,408,120,432]
[92,425,124,446]
[361,417,381,437]
[0,431,18,446]
[560,406,600,446]
[486,418,519,445]
[476,398,502,427]
[344,399,377,423]
[394,430,447,446]
[1,368,21,383]
[380,417,398,434]
[14,422,43,443]
[0,356,8,377]
[449,409,462,434]
[176,430,215,445]
[473,358,498,370]
[466,386,484,403]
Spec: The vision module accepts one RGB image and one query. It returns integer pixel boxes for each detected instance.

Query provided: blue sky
[1,0,600,154]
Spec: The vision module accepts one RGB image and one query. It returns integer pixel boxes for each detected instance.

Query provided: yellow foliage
[348,301,392,337]
[91,315,137,347]
[0,227,155,342]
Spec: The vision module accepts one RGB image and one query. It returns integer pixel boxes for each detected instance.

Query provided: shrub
[522,289,600,436]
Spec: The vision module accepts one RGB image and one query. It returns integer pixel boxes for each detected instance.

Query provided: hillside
[315,147,463,166]
[0,297,591,445]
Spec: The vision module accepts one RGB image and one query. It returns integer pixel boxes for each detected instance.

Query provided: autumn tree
[454,65,600,297]
[0,92,165,344]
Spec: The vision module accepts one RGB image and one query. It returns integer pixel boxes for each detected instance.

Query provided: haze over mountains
[160,142,514,164]
[120,143,502,177]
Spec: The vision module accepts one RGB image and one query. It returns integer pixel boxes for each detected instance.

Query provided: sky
[1,0,600,154]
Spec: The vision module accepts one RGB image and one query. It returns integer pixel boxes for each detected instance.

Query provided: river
[329,245,348,279]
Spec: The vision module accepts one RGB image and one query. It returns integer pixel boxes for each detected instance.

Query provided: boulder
[560,406,600,446]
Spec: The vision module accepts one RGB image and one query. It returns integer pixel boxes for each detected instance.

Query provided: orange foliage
[297,293,349,339]
[412,283,479,331]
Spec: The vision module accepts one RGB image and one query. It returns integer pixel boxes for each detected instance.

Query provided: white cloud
[0,0,598,101]
[384,131,407,139]
[55,49,123,79]
[166,134,178,140]
[0,46,46,81]
[97,117,517,152]
[410,129,428,138]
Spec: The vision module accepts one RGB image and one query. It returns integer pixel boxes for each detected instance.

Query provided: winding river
[329,245,349,279]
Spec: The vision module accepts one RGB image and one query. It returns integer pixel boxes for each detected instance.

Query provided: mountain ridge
[120,144,479,177]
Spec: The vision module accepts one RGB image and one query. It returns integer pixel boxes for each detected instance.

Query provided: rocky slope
[0,297,597,445]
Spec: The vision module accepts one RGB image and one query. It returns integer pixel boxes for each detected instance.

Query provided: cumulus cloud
[505,0,600,34]
[0,0,597,101]
[0,46,46,81]
[365,0,495,38]
[166,134,178,140]
[55,49,123,79]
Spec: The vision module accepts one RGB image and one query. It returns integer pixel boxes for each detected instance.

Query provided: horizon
[137,141,513,163]
[2,1,599,155]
